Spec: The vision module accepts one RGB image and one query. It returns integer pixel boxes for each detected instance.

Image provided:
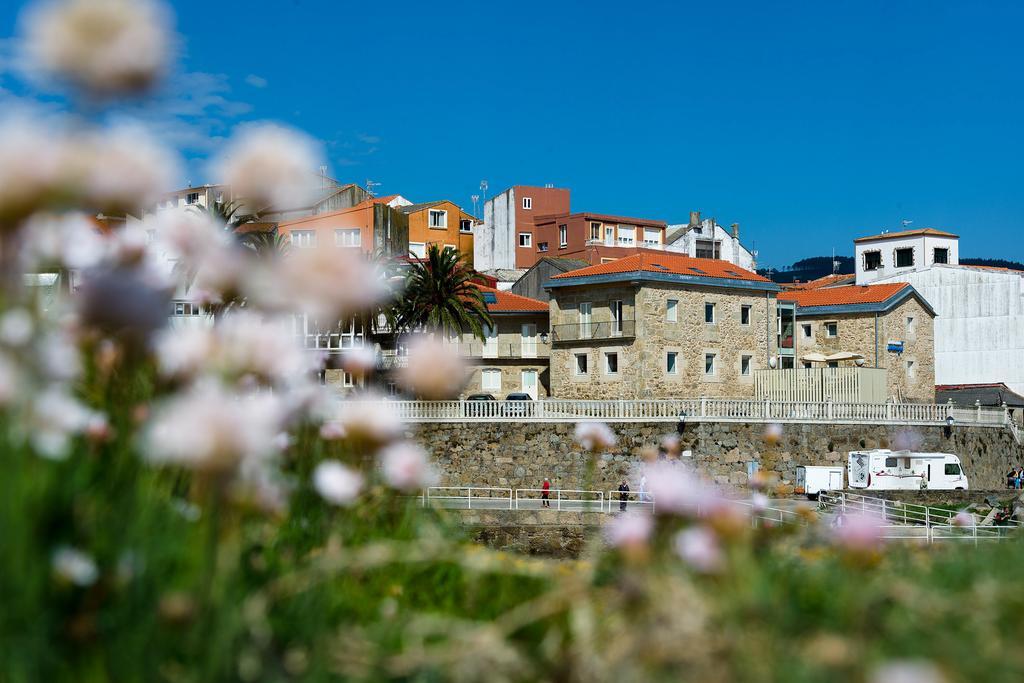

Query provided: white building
[853,228,1024,395]
[664,211,756,271]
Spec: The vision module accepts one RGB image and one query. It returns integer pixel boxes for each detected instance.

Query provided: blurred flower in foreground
[892,428,924,452]
[605,512,652,550]
[952,511,974,527]
[674,527,723,574]
[397,335,466,399]
[339,346,378,379]
[52,546,99,586]
[763,422,783,444]
[21,0,172,95]
[0,116,73,224]
[214,123,321,211]
[833,511,885,553]
[574,422,616,453]
[79,123,180,213]
[334,397,403,451]
[77,266,170,347]
[19,212,108,270]
[379,443,437,491]
[29,386,102,459]
[869,659,947,683]
[144,380,285,474]
[0,309,35,347]
[0,353,21,405]
[645,462,714,515]
[313,461,363,507]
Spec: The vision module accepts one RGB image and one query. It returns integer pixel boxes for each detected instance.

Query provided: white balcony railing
[353,398,1010,427]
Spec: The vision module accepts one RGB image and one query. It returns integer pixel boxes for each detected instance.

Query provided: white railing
[363,399,1009,427]
[818,491,1023,528]
[605,490,656,514]
[423,486,513,510]
[515,488,604,512]
[755,367,887,404]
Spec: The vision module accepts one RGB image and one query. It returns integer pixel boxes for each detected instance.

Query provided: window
[482,324,497,358]
[895,247,914,268]
[409,242,426,258]
[906,359,915,379]
[590,222,601,241]
[460,219,473,233]
[704,302,716,324]
[343,371,355,388]
[428,209,448,228]
[186,192,200,205]
[559,224,568,247]
[538,242,549,252]
[617,225,635,246]
[522,197,532,210]
[481,369,501,391]
[944,463,961,476]
[604,352,618,375]
[802,361,812,369]
[666,299,678,322]
[740,305,751,326]
[642,227,661,246]
[885,457,898,468]
[290,230,316,248]
[802,323,812,338]
[172,301,202,316]
[519,232,532,248]
[666,351,678,374]
[826,322,838,337]
[704,353,716,375]
[906,316,915,334]
[695,239,721,259]
[827,361,839,368]
[611,300,624,336]
[575,353,588,375]
[521,323,537,358]
[604,226,614,245]
[933,247,949,264]
[579,302,592,337]
[334,228,361,247]
[863,250,882,271]
[741,354,752,376]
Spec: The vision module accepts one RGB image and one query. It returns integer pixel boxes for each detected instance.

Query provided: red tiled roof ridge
[475,284,548,312]
[550,252,770,283]
[779,282,911,307]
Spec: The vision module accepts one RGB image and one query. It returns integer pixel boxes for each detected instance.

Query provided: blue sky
[3,0,1024,267]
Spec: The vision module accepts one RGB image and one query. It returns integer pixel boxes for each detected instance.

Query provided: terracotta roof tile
[854,228,958,243]
[779,283,910,308]
[549,252,770,283]
[782,273,856,290]
[476,285,548,313]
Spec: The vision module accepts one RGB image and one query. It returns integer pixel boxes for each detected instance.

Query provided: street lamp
[944,415,955,439]
[677,411,687,435]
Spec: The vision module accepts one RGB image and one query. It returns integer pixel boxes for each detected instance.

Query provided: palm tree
[397,245,492,341]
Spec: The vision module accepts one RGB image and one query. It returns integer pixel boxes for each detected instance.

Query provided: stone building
[544,252,780,399]
[459,286,551,399]
[779,282,937,402]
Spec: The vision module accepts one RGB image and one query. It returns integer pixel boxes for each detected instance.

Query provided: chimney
[688,211,701,228]
[731,222,740,239]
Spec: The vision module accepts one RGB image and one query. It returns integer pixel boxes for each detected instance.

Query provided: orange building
[398,201,477,264]
[277,197,409,257]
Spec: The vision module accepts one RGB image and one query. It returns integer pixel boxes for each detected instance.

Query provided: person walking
[541,478,551,508]
[618,480,630,512]
[1008,469,1017,489]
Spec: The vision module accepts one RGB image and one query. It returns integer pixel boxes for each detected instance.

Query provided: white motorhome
[847,449,969,491]
[796,466,845,499]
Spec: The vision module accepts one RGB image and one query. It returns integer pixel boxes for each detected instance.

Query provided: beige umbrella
[825,351,865,362]
[800,352,829,363]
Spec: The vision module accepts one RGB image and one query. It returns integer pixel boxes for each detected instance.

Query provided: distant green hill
[960,257,1024,270]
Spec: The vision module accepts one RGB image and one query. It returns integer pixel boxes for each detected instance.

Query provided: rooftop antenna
[471,194,480,216]
[479,179,489,202]
[365,179,381,197]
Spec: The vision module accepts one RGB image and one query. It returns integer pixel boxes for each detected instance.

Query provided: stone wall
[413,421,1023,494]
[455,509,601,558]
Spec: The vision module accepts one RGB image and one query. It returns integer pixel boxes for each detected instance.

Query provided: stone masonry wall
[413,421,1023,494]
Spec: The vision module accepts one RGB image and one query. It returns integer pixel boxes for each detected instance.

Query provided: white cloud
[244,74,267,88]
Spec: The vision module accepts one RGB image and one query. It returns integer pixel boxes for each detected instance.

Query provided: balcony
[461,341,550,360]
[551,319,636,343]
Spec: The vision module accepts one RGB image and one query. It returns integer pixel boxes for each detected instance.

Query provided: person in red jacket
[541,478,551,508]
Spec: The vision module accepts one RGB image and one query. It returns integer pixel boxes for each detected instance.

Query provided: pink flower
[644,462,715,516]
[397,336,466,400]
[337,398,403,450]
[379,443,437,492]
[574,422,616,452]
[604,512,653,549]
[674,526,723,574]
[763,422,783,444]
[869,660,947,683]
[313,461,363,506]
[833,511,885,552]
[952,511,974,527]
[213,123,321,210]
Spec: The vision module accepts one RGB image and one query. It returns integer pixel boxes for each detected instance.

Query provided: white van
[847,449,968,491]
[796,466,845,499]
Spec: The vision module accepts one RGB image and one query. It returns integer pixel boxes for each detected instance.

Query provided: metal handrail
[819,491,1023,528]
[605,490,656,514]
[514,488,603,512]
[424,486,512,510]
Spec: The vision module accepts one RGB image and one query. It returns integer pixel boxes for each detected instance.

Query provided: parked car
[502,392,534,417]
[463,393,496,417]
